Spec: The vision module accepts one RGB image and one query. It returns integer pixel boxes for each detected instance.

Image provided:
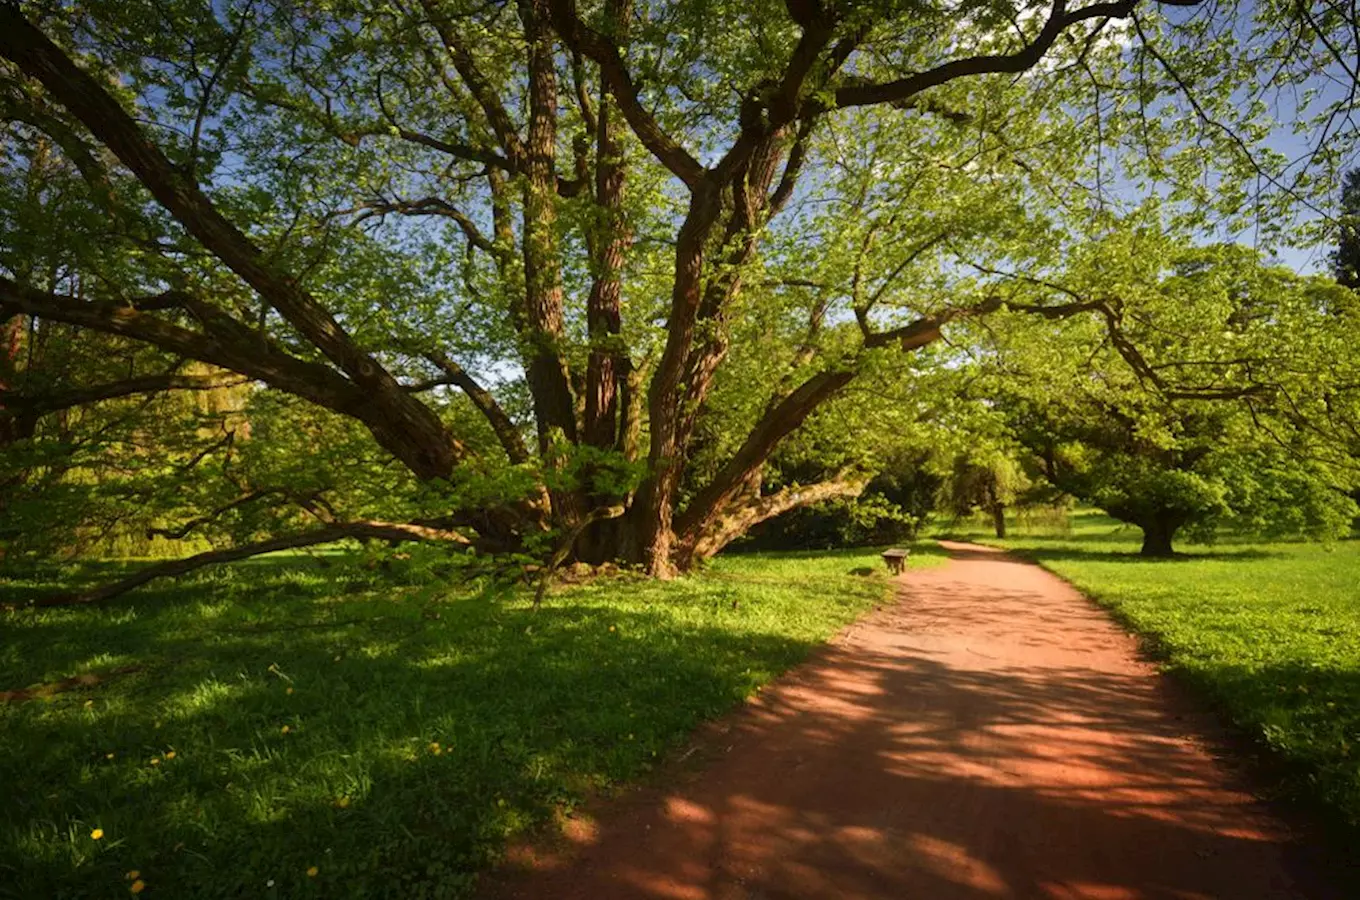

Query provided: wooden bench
[880,548,910,575]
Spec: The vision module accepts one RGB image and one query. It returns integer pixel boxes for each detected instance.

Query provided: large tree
[980,239,1360,555]
[0,0,1355,598]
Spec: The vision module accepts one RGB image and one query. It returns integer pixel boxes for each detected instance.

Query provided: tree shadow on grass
[0,559,841,898]
[1007,545,1289,565]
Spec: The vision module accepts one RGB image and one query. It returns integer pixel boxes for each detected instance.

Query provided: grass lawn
[947,511,1360,835]
[0,544,942,898]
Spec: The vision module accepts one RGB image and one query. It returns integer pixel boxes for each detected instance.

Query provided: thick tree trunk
[991,503,1007,538]
[582,8,631,451]
[633,186,722,575]
[518,0,578,453]
[1138,514,1181,557]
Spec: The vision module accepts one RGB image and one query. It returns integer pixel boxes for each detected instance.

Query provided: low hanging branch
[34,521,472,608]
[684,471,869,562]
[0,372,248,419]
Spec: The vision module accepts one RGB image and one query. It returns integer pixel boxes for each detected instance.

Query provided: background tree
[1334,167,1360,291]
[979,236,1360,555]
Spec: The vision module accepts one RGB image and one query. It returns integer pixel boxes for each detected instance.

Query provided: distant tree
[942,449,1027,539]
[1334,168,1360,291]
[979,239,1359,556]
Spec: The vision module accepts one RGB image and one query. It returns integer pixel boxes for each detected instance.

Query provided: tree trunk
[582,5,631,451]
[633,185,722,576]
[518,0,578,453]
[991,502,1007,538]
[1138,515,1180,557]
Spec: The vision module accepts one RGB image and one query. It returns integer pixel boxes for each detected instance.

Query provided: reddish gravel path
[485,542,1343,900]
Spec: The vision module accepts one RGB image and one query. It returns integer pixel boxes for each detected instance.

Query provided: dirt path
[485,542,1342,899]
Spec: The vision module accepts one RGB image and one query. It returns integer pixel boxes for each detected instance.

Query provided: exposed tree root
[0,664,144,705]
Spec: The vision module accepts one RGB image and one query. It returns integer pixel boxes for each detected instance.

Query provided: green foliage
[972,236,1360,553]
[4,0,1358,575]
[0,548,945,897]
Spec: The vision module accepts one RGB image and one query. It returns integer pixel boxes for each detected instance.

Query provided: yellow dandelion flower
[90,828,104,840]
[280,725,290,734]
[336,796,350,809]
[428,742,442,755]
[126,870,140,880]
[285,687,294,695]
[130,879,146,894]
[164,751,176,760]
[106,753,115,760]
[306,866,319,877]
[608,625,616,632]
[149,758,161,766]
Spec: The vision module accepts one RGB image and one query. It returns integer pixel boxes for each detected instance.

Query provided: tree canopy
[1,0,1357,597]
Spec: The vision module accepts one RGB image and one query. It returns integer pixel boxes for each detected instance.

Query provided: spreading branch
[832,0,1202,110]
[0,7,461,479]
[1,371,246,419]
[548,0,706,186]
[686,471,867,562]
[424,349,530,463]
[36,520,472,608]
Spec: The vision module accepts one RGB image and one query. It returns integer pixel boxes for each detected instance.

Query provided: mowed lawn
[0,546,941,898]
[963,512,1360,834]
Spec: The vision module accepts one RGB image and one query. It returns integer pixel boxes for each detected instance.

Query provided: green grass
[0,543,943,898]
[953,510,1360,834]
